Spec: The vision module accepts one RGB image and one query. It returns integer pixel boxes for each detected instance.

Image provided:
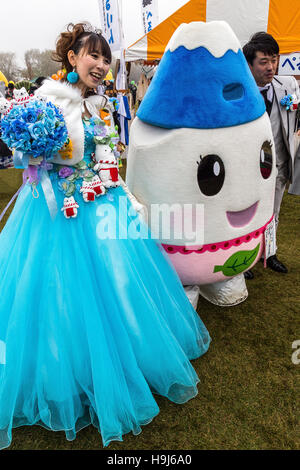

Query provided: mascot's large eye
[197,154,225,196]
[260,140,273,179]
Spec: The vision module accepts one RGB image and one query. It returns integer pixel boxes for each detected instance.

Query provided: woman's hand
[29,156,43,166]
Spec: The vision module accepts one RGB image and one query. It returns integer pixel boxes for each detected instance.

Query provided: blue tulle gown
[0,118,210,449]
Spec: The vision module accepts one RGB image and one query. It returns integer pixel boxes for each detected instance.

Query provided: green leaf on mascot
[213,243,260,276]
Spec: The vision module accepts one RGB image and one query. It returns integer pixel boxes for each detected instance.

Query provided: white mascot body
[126,21,276,307]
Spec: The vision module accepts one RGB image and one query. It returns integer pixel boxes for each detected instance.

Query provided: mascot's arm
[118,175,147,220]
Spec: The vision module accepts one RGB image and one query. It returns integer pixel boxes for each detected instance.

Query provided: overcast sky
[0,0,188,66]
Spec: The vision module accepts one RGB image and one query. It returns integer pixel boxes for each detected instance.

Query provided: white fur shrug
[35,79,108,166]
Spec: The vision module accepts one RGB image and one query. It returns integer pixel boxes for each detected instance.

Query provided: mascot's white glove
[119,176,147,221]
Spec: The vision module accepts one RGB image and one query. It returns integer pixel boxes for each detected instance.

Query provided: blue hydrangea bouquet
[0,99,68,160]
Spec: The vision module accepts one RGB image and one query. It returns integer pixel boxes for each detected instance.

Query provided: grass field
[0,166,299,450]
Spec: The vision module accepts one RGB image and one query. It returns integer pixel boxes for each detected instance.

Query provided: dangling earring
[67,67,79,84]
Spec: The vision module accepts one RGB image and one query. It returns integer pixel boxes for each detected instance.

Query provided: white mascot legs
[184,276,248,309]
[198,274,248,307]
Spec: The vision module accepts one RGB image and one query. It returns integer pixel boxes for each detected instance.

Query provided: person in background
[0,91,13,169]
[104,79,114,92]
[5,81,14,100]
[0,81,5,97]
[97,79,106,96]
[243,32,300,276]
[0,133,13,169]
[129,80,137,106]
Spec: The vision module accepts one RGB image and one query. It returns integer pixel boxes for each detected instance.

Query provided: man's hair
[243,32,279,65]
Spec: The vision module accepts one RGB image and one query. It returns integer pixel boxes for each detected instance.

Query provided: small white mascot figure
[13,87,30,104]
[0,97,13,115]
[93,144,120,188]
[80,180,96,202]
[61,196,79,219]
[91,174,106,197]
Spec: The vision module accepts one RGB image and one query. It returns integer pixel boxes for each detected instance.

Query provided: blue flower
[45,106,56,120]
[280,94,294,110]
[15,137,32,153]
[11,119,27,139]
[0,98,68,160]
[31,139,47,157]
[28,121,45,140]
[23,108,38,123]
[44,117,55,134]
[109,97,119,111]
[90,116,102,126]
[5,107,22,121]
[58,178,69,193]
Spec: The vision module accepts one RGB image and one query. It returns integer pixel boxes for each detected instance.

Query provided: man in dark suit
[243,32,300,276]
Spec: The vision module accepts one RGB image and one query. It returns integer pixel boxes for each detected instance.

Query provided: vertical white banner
[98,0,122,52]
[140,0,159,35]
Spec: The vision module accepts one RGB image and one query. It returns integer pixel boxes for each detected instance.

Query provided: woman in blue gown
[0,22,210,449]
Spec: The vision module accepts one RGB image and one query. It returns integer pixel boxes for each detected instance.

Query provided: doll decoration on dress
[93,144,120,188]
[126,21,276,307]
[61,196,79,218]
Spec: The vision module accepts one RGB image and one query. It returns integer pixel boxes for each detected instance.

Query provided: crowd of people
[0,22,298,450]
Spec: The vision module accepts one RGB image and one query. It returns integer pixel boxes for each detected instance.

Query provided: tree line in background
[0,49,59,82]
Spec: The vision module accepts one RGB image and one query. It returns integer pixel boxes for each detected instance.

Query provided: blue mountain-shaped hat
[137,21,265,129]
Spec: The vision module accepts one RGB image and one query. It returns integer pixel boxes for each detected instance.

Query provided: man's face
[249,51,278,86]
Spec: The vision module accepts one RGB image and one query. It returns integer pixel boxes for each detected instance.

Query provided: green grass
[0,167,299,450]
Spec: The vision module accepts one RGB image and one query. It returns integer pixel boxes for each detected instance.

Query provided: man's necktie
[260,89,272,116]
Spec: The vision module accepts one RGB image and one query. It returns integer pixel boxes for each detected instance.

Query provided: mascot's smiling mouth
[226,201,258,227]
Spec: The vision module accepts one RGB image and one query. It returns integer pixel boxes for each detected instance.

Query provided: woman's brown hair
[52,22,112,76]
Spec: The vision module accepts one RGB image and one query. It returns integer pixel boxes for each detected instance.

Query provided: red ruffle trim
[162,215,274,255]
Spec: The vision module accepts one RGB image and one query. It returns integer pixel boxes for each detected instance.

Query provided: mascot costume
[126,21,276,307]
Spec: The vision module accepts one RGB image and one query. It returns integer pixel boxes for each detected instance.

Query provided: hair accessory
[67,68,79,84]
[82,23,102,35]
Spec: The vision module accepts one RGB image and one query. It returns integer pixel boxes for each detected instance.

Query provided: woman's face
[68,46,111,92]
